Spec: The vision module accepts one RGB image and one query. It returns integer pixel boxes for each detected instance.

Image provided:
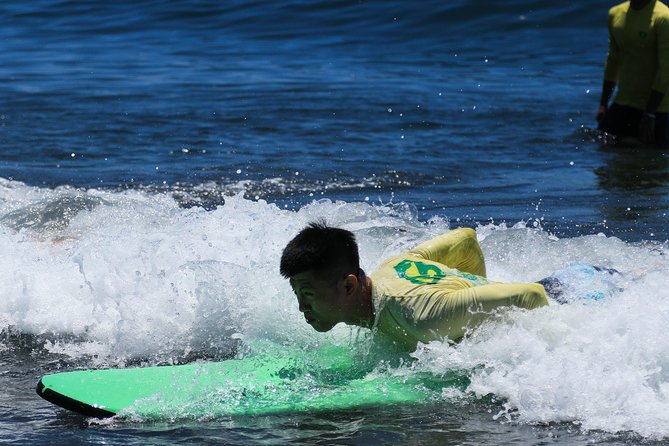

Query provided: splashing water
[2,179,669,438]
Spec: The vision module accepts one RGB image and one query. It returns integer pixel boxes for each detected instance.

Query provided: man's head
[280,221,366,331]
[280,221,361,281]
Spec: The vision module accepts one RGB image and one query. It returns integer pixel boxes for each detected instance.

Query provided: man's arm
[642,16,669,143]
[639,90,664,143]
[408,228,486,277]
[598,9,620,123]
[396,282,549,344]
[597,80,616,123]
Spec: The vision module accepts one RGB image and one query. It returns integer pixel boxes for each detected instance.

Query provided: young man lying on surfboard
[280,222,550,352]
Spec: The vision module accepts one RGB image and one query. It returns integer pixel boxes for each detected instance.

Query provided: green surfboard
[37,342,466,420]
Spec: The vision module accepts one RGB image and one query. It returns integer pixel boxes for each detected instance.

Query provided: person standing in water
[597,0,669,148]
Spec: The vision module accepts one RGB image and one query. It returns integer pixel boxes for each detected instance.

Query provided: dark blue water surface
[2,0,665,240]
[2,1,669,445]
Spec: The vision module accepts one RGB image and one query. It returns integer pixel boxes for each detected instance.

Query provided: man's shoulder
[376,253,407,267]
[373,252,440,271]
[370,253,406,279]
[655,1,669,19]
[609,1,628,16]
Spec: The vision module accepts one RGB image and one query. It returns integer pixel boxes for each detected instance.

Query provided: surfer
[280,223,549,351]
[596,0,669,147]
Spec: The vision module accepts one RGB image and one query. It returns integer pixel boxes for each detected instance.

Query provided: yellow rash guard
[604,0,669,112]
[370,228,548,351]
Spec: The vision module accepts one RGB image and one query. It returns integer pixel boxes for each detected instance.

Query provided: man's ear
[343,274,358,296]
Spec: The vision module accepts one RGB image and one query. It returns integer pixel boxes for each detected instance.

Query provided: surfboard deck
[37,343,466,419]
[37,356,290,418]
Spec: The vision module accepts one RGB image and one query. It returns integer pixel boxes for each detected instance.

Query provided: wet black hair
[280,221,361,281]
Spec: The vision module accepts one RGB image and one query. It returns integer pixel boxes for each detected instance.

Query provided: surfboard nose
[36,376,115,418]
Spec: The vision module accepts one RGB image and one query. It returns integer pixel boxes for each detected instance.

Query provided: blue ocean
[2,1,669,444]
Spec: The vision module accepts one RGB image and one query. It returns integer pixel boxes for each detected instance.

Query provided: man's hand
[596,105,608,124]
[639,112,656,144]
[597,80,616,125]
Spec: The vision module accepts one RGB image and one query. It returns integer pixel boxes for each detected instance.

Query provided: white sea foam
[1,179,668,437]
[413,228,669,439]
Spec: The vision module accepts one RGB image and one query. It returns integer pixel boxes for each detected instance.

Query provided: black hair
[280,221,361,281]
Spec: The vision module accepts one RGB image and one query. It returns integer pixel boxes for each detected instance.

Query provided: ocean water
[1,0,669,444]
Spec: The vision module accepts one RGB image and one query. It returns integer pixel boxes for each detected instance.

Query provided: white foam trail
[412,227,669,439]
[0,181,431,360]
[2,178,668,437]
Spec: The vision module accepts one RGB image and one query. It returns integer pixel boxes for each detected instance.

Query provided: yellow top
[370,228,548,351]
[604,0,669,112]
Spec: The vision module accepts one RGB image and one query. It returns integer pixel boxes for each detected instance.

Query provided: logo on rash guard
[393,259,484,285]
[393,259,446,284]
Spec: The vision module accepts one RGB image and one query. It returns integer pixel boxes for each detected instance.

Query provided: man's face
[289,270,348,332]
